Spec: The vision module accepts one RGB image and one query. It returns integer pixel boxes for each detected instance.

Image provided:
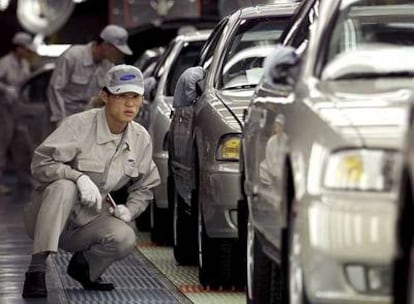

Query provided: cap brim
[107,84,144,95]
[17,43,37,53]
[26,44,37,53]
[113,44,133,56]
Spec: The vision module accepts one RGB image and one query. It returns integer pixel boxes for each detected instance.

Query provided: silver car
[136,30,211,244]
[242,0,319,302]
[168,3,296,288]
[244,0,414,303]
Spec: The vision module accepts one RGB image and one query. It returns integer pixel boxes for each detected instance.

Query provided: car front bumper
[200,161,242,239]
[299,192,396,304]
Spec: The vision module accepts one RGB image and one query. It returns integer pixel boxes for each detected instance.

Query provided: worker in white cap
[0,31,37,196]
[22,64,160,298]
[48,24,133,126]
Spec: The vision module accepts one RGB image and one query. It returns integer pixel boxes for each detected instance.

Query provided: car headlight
[323,149,398,191]
[216,134,241,161]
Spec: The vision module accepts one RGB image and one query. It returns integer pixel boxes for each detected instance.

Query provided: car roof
[174,29,213,42]
[238,1,301,19]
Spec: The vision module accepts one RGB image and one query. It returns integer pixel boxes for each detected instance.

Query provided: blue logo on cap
[120,74,136,81]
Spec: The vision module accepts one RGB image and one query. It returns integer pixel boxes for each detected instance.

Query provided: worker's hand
[4,86,18,103]
[109,205,132,222]
[76,175,102,211]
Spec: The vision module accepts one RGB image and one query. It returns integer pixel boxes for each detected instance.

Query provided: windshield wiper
[222,83,258,90]
[336,71,414,80]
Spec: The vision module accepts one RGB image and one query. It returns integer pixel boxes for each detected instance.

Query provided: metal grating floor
[136,234,245,304]
[0,172,245,304]
[53,251,191,304]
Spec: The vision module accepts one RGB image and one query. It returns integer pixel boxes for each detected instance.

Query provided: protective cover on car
[262,44,299,86]
[173,66,205,108]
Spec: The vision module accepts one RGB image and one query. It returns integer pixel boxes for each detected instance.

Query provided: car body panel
[137,31,211,210]
[170,3,297,239]
[244,0,414,302]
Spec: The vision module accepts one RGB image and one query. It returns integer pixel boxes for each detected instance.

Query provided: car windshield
[165,40,206,97]
[323,0,414,80]
[219,16,290,90]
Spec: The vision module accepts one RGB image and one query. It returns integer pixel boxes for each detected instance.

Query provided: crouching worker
[22,64,160,298]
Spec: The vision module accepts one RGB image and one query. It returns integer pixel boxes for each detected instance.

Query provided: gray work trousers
[0,104,33,187]
[23,179,137,281]
[0,104,14,180]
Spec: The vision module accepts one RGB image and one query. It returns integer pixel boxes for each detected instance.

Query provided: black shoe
[67,252,115,291]
[22,271,47,298]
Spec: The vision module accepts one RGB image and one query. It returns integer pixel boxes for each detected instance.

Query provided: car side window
[153,40,176,80]
[282,0,319,52]
[164,41,205,97]
[290,0,319,50]
[198,18,229,71]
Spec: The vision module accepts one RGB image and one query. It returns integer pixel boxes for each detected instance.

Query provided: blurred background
[0,0,281,62]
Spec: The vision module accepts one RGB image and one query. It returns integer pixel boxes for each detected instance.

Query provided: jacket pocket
[124,164,139,178]
[78,159,105,173]
[71,73,89,85]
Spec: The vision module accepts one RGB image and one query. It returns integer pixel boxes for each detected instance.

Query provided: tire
[196,150,244,290]
[274,162,309,304]
[198,207,234,289]
[247,221,282,304]
[237,157,249,290]
[135,206,151,231]
[173,189,198,265]
[150,198,172,245]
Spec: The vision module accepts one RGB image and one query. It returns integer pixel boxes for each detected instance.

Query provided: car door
[170,20,228,203]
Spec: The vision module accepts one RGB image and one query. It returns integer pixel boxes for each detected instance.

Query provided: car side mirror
[263,45,300,87]
[144,76,157,102]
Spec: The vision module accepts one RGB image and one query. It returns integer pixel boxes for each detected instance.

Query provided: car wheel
[150,198,171,245]
[135,204,151,231]
[173,189,197,265]
[247,217,282,304]
[198,204,233,289]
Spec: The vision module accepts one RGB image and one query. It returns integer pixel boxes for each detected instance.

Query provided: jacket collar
[95,108,133,151]
[82,43,95,67]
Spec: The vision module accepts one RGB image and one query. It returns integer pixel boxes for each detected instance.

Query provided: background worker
[22,64,160,298]
[0,32,36,196]
[48,24,133,126]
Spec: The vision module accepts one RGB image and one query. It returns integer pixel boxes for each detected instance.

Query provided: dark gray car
[136,31,211,244]
[168,3,296,289]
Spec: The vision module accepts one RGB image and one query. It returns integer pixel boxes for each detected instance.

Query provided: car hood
[314,78,414,149]
[215,88,255,129]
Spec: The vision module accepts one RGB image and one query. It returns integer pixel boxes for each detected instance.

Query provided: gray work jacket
[48,43,113,122]
[31,108,161,221]
[0,52,30,105]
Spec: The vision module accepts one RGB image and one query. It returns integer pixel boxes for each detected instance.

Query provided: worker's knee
[43,179,78,200]
[111,224,137,257]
